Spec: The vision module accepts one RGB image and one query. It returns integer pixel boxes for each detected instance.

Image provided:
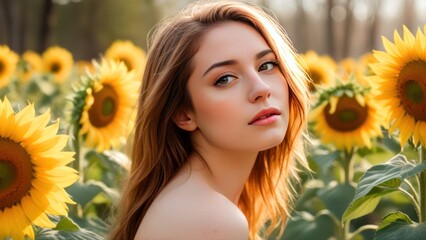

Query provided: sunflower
[0,45,19,88]
[309,79,384,151]
[104,40,146,77]
[42,46,74,83]
[77,58,139,152]
[19,50,43,83]
[0,97,78,240]
[370,25,426,147]
[338,57,373,87]
[299,50,337,92]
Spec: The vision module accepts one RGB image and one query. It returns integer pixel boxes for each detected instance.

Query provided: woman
[108,1,310,239]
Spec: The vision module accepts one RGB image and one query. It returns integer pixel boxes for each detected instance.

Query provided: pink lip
[248,108,281,125]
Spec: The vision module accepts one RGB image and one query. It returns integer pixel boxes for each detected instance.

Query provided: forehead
[192,21,271,68]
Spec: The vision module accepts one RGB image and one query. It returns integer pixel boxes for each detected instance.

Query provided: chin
[258,131,286,151]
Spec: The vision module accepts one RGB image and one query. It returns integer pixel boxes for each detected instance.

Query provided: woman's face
[185,21,289,153]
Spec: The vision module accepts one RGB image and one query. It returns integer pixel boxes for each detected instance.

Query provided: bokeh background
[2,0,426,240]
[2,0,426,60]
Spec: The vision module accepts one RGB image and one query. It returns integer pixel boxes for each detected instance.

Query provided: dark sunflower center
[0,60,4,73]
[0,137,33,210]
[0,161,15,190]
[324,95,368,132]
[308,70,322,91]
[119,57,132,71]
[50,62,61,73]
[88,84,118,127]
[397,60,426,121]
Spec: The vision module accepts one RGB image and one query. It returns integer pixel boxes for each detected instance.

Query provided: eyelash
[214,74,236,87]
[259,60,279,71]
[213,59,279,87]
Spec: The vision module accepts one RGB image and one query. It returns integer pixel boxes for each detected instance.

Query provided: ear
[174,110,197,131]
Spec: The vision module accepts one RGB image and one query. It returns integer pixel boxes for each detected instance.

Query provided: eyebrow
[202,49,274,77]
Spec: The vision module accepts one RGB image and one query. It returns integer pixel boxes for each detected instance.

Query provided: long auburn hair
[108,1,310,239]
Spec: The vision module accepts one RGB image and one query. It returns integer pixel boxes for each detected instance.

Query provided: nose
[248,73,271,103]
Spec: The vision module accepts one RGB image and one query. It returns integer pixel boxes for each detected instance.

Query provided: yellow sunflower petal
[355,94,366,107]
[29,188,68,216]
[382,36,399,57]
[10,205,32,240]
[21,195,55,228]
[35,166,79,187]
[32,178,75,204]
[0,97,16,138]
[416,121,426,147]
[403,25,416,47]
[32,151,75,168]
[328,96,339,114]
[398,115,416,147]
[29,134,68,153]
[22,109,51,141]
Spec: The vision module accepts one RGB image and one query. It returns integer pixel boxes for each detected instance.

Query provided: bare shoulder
[135,180,249,240]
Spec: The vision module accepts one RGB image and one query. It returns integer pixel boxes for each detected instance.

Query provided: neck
[189,146,258,205]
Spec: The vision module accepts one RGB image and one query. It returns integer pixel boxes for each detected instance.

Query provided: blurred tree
[0,0,160,60]
[1,0,426,61]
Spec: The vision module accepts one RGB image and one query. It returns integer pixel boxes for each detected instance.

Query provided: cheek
[273,76,290,106]
[192,92,240,125]
[283,83,290,115]
[272,77,290,124]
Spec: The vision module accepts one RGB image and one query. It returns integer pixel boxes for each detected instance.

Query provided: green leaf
[343,187,395,221]
[380,135,402,154]
[278,211,336,240]
[343,154,426,221]
[71,216,110,236]
[53,216,80,231]
[84,150,128,187]
[103,150,131,170]
[309,148,340,181]
[377,211,413,230]
[354,155,416,199]
[67,180,119,207]
[374,212,426,240]
[317,182,355,220]
[294,179,324,211]
[36,227,103,240]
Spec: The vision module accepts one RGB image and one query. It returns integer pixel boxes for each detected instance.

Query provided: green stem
[316,209,340,227]
[343,148,355,184]
[338,148,355,240]
[399,186,421,221]
[316,210,346,240]
[348,224,378,240]
[340,220,350,240]
[72,124,83,183]
[420,146,426,222]
[71,124,83,218]
[404,179,420,207]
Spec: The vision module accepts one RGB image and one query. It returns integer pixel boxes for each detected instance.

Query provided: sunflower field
[0,41,144,239]
[1,7,426,240]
